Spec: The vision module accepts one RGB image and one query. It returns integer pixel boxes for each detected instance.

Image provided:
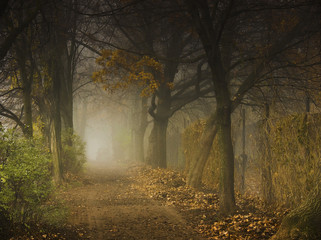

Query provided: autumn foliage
[93,49,166,96]
[132,166,287,239]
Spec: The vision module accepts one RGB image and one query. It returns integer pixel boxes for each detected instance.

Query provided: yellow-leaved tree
[92,49,168,164]
[92,49,166,97]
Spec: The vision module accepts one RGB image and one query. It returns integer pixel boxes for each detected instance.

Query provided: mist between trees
[0,0,321,239]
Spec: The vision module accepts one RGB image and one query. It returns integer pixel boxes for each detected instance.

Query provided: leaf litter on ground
[128,165,288,240]
[7,165,288,240]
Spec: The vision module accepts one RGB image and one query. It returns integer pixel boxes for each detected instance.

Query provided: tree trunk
[48,19,65,183]
[271,185,321,240]
[50,114,63,183]
[216,101,235,215]
[167,126,180,168]
[50,58,64,183]
[240,109,247,194]
[75,100,87,139]
[49,50,63,183]
[145,126,156,166]
[145,27,183,168]
[60,46,74,133]
[186,112,217,187]
[36,97,51,148]
[155,119,168,168]
[134,97,148,162]
[185,66,236,215]
[146,83,171,168]
[134,127,145,162]
[262,103,274,205]
[60,90,73,132]
[146,118,168,168]
[186,101,236,215]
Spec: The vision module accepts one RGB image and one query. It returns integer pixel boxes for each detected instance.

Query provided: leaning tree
[182,0,320,214]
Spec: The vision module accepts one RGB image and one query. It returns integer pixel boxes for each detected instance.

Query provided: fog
[73,88,117,164]
[84,115,113,162]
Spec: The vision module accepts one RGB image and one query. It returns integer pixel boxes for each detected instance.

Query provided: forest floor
[9,161,289,240]
[58,161,203,240]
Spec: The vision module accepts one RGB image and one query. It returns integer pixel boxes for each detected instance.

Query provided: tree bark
[240,109,247,194]
[48,49,63,183]
[146,125,156,166]
[262,103,274,205]
[216,100,235,215]
[133,97,148,162]
[146,84,171,168]
[50,55,64,183]
[76,100,87,139]
[134,127,145,162]
[154,118,168,168]
[50,113,62,183]
[271,185,321,240]
[146,117,169,168]
[183,0,236,214]
[60,84,73,132]
[60,44,74,133]
[145,26,183,168]
[47,14,66,183]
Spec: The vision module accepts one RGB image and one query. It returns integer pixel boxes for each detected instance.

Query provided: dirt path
[61,162,203,240]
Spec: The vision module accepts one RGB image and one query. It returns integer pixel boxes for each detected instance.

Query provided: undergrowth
[0,129,69,239]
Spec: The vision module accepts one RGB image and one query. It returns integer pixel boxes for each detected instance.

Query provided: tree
[0,0,44,137]
[183,0,320,215]
[0,0,41,61]
[92,0,213,167]
[17,0,86,182]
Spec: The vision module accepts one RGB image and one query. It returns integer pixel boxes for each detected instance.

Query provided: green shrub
[61,129,86,174]
[38,201,69,226]
[0,130,53,223]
